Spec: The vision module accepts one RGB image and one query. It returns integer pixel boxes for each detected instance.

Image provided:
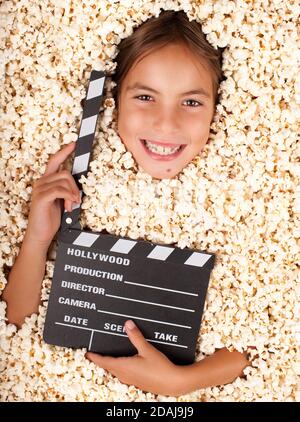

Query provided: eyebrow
[126,83,211,99]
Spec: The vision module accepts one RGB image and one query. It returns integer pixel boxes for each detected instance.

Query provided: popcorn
[0,0,298,403]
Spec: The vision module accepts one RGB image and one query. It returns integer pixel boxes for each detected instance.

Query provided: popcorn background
[0,0,299,401]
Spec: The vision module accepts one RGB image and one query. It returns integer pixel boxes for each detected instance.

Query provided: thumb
[124,320,154,357]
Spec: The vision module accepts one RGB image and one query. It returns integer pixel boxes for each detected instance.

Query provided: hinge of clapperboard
[59,70,106,234]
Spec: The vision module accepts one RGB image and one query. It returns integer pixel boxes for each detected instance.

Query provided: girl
[2,11,251,396]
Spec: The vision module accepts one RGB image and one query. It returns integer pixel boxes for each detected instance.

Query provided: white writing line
[105,294,194,312]
[88,330,94,350]
[148,338,187,348]
[124,280,198,296]
[55,322,188,349]
[97,309,191,329]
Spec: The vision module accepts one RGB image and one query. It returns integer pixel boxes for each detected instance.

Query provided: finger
[58,170,81,199]
[38,176,79,197]
[85,352,120,373]
[44,141,76,176]
[37,179,80,210]
[39,185,79,212]
[53,172,81,211]
[35,177,80,213]
[124,320,154,357]
[39,169,81,200]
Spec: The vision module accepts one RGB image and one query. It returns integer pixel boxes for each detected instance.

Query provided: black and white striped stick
[60,70,106,232]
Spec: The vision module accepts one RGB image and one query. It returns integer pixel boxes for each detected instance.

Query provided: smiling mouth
[140,139,187,161]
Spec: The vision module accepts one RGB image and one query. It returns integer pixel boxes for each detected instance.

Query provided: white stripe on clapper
[72,152,90,175]
[147,245,174,260]
[184,252,211,267]
[110,239,137,254]
[79,115,98,138]
[73,232,99,247]
[86,77,105,100]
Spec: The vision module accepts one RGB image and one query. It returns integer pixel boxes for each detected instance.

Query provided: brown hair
[110,10,224,108]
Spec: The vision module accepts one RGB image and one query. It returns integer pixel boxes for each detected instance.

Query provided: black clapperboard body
[43,70,216,365]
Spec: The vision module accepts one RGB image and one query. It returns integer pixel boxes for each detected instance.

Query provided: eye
[135,95,152,102]
[184,99,203,107]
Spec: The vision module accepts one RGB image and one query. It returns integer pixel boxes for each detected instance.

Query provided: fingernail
[125,320,136,330]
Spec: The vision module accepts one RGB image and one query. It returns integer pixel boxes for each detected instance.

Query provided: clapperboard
[43,70,216,365]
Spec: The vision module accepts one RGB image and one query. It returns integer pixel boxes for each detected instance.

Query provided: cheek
[117,113,139,150]
[193,114,212,136]
[188,121,211,154]
[118,108,145,136]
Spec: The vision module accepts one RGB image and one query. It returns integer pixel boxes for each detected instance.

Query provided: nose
[152,105,181,134]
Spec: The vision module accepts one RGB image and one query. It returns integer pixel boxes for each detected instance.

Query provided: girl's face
[116,42,215,179]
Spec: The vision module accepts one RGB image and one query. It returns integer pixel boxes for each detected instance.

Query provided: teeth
[143,140,181,155]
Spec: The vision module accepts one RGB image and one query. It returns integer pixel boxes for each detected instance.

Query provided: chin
[138,163,183,180]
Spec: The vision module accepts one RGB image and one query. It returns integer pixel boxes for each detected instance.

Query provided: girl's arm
[2,142,80,328]
[176,347,250,395]
[2,234,49,328]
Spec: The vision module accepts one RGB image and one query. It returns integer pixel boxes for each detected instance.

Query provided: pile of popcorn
[0,0,299,402]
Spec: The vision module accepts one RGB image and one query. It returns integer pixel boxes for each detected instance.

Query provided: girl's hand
[25,142,81,247]
[85,320,184,396]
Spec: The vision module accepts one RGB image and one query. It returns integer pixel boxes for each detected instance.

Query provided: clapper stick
[60,70,106,232]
